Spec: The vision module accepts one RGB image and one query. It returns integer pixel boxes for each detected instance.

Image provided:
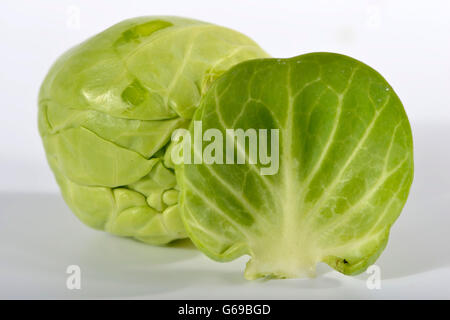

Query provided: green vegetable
[38,16,269,245]
[177,53,414,279]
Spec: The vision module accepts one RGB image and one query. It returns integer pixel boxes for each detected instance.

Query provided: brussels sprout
[178,53,414,279]
[38,16,269,245]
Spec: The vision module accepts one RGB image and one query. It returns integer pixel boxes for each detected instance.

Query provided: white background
[0,0,449,299]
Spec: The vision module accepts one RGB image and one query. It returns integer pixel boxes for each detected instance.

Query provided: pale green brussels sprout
[38,16,269,244]
[178,53,414,279]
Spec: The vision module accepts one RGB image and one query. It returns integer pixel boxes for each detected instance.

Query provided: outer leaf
[178,53,414,278]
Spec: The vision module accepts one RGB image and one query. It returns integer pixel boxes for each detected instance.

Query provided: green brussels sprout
[38,16,269,245]
[177,53,414,279]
